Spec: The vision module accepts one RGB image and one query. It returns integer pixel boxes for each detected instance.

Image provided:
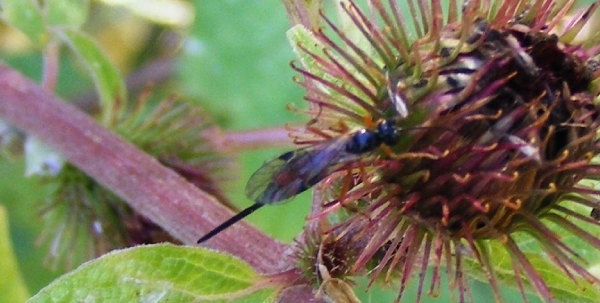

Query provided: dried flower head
[286,0,600,301]
[37,93,233,269]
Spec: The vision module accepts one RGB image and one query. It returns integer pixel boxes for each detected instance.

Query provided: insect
[196,119,401,243]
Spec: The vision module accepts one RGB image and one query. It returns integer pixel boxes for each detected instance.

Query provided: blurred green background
[0,0,545,302]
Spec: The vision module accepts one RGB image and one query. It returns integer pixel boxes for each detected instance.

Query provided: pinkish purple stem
[223,127,296,150]
[42,40,59,92]
[0,63,291,273]
[0,63,323,301]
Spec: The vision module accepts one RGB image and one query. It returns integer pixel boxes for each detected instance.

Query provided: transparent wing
[245,136,357,205]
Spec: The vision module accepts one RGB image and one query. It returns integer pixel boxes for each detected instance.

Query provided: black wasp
[197,119,401,243]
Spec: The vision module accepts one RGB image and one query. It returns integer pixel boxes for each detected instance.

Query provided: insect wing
[245,137,353,205]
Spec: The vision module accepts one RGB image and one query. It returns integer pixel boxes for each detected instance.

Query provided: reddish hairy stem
[0,63,293,274]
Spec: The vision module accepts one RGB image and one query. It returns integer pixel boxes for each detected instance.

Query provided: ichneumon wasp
[196,119,402,243]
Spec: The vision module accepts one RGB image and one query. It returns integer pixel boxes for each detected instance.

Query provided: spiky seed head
[287,0,600,301]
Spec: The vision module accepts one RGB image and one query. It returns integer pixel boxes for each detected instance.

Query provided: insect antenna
[197,202,264,243]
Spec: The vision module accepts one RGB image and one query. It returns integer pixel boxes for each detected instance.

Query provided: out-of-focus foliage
[0,205,29,303]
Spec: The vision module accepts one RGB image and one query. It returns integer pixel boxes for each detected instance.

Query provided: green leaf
[44,0,90,29]
[28,244,280,302]
[55,28,126,124]
[540,199,600,264]
[463,239,600,303]
[0,205,30,303]
[0,0,46,46]
[286,25,324,78]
